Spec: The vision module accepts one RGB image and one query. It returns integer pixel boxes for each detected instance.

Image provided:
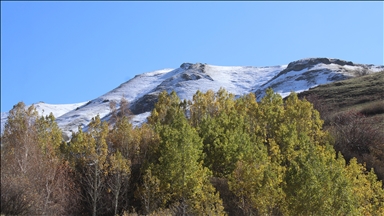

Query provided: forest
[1,88,383,216]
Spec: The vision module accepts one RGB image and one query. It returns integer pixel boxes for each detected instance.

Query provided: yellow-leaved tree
[228,89,384,215]
[66,115,109,216]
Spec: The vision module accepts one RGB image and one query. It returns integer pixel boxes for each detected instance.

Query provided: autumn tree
[107,150,131,216]
[3,89,384,215]
[228,90,384,215]
[1,102,81,215]
[345,158,384,215]
[67,115,109,216]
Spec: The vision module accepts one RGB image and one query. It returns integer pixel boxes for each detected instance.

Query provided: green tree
[109,115,133,158]
[198,110,253,177]
[230,160,285,215]
[284,144,357,215]
[147,90,186,126]
[229,94,285,215]
[35,113,63,158]
[145,91,225,215]
[107,115,134,214]
[190,89,255,177]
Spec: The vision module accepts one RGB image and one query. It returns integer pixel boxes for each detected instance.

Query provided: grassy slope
[298,71,384,125]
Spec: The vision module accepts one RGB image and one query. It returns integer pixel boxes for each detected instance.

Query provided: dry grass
[298,71,384,125]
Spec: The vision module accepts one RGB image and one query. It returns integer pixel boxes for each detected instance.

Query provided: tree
[284,145,357,215]
[119,97,132,118]
[137,168,162,215]
[147,90,185,126]
[198,110,253,177]
[67,115,109,216]
[1,102,81,215]
[109,115,134,161]
[107,151,131,216]
[189,89,255,177]
[228,92,286,215]
[345,158,384,215]
[144,91,225,215]
[228,90,363,215]
[1,102,39,174]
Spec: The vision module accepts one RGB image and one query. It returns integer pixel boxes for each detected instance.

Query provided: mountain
[2,58,383,139]
[1,102,87,134]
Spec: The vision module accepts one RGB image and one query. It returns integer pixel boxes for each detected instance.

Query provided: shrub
[354,68,370,77]
[360,101,384,116]
[330,110,384,181]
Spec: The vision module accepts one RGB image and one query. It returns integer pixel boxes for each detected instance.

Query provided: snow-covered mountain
[2,58,383,138]
[1,102,87,134]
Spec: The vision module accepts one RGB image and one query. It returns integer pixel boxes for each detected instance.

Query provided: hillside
[298,71,384,123]
[1,58,383,138]
[298,71,384,181]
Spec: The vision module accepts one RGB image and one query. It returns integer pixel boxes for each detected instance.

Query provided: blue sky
[1,1,383,112]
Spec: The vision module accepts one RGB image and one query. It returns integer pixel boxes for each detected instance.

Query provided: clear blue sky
[1,1,383,112]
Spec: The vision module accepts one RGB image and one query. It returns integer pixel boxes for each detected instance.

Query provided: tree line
[1,88,383,215]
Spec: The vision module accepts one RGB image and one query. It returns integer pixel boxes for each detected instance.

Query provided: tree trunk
[114,173,121,216]
[93,164,98,216]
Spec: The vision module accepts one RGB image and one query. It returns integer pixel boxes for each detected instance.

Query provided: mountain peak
[180,62,206,71]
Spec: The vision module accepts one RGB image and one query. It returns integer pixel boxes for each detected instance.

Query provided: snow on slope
[55,68,176,137]
[2,58,383,138]
[55,63,287,137]
[1,102,87,134]
[255,60,384,100]
[33,102,88,118]
[149,63,287,102]
[184,64,287,98]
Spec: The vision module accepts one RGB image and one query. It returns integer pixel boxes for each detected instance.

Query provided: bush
[354,68,370,77]
[303,94,333,125]
[1,177,33,215]
[360,101,384,116]
[330,110,384,180]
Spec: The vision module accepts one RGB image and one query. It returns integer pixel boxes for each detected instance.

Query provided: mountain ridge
[2,57,383,138]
